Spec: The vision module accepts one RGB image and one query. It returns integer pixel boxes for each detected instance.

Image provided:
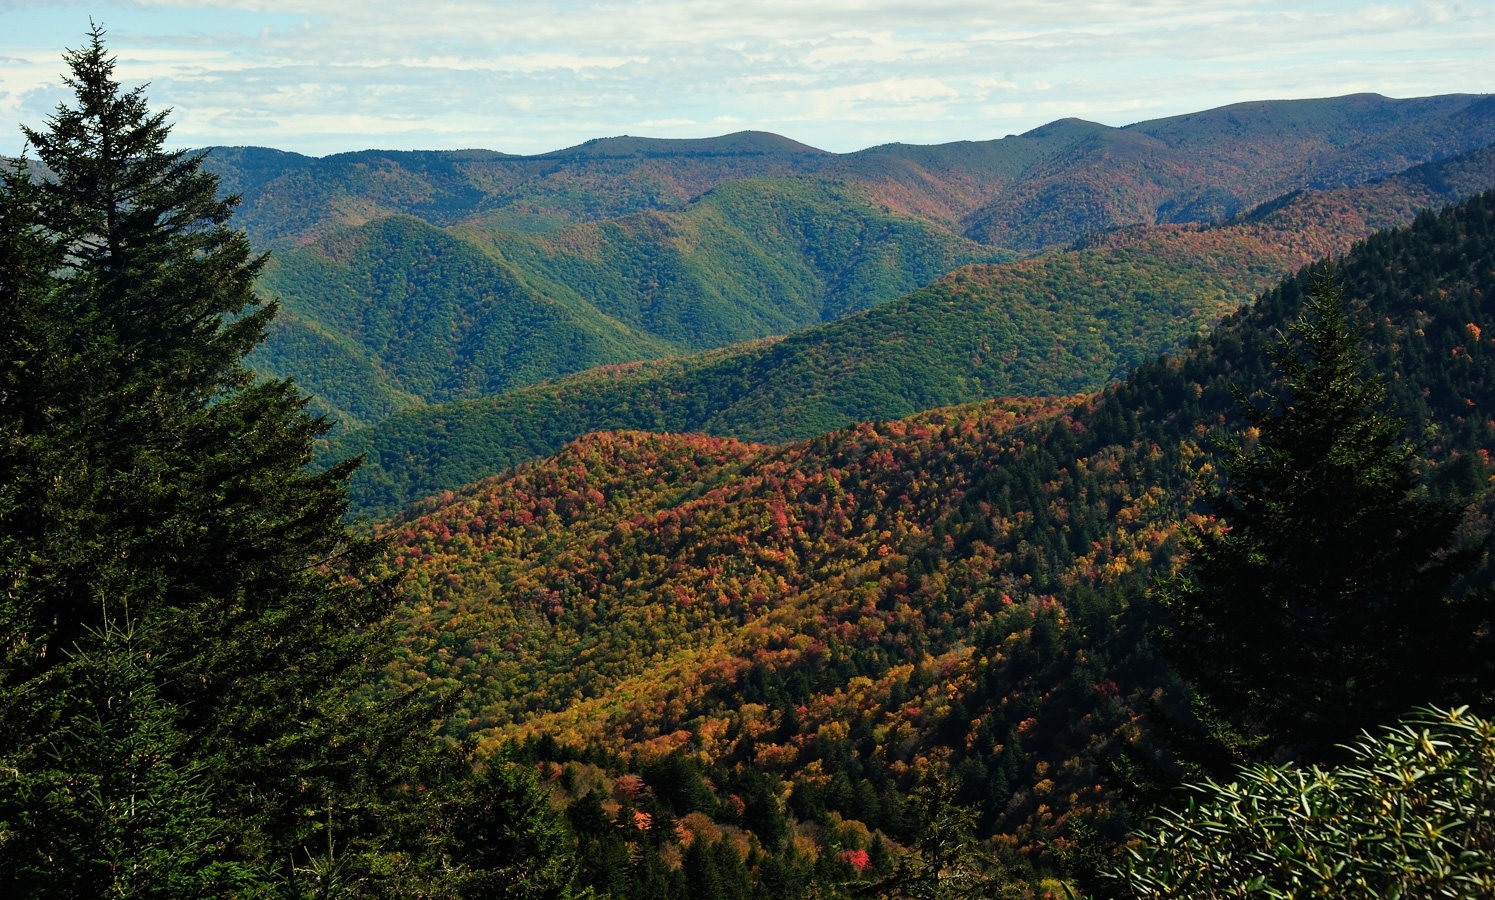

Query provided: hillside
[452,177,1013,345]
[326,143,1495,518]
[247,216,679,430]
[962,93,1495,248]
[372,190,1495,877]
[253,178,1009,427]
[204,132,831,249]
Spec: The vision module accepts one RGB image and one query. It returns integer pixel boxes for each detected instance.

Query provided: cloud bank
[1,0,1491,155]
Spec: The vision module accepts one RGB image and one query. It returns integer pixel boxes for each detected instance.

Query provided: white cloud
[0,0,1491,155]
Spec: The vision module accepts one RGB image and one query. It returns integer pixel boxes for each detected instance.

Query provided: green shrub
[1109,707,1495,899]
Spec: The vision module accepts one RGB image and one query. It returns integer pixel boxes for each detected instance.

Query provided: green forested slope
[326,146,1495,517]
[206,133,831,249]
[455,177,1012,346]
[371,190,1495,879]
[248,215,677,430]
[235,95,1495,434]
[253,178,1008,428]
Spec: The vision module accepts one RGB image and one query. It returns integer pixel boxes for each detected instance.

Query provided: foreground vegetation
[1113,707,1495,899]
[0,32,591,897]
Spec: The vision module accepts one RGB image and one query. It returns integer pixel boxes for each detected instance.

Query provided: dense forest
[2,31,1492,900]
[252,177,1011,429]
[368,189,1495,893]
[327,142,1495,519]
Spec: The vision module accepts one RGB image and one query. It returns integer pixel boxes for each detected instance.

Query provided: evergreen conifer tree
[0,26,453,892]
[1156,278,1491,764]
[445,751,588,899]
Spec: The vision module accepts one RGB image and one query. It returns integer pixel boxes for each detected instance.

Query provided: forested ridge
[327,142,1495,519]
[367,187,1495,896]
[209,94,1495,253]
[253,177,1011,429]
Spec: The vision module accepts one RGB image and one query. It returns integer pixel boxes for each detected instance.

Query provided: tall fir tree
[0,26,454,894]
[1155,278,1491,765]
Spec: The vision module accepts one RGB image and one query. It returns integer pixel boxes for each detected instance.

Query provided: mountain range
[211,93,1495,252]
[207,93,1495,430]
[181,91,1495,861]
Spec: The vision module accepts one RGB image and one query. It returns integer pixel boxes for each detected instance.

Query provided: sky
[2,1,1493,158]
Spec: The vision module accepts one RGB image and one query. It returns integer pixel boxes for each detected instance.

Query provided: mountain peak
[539,131,828,160]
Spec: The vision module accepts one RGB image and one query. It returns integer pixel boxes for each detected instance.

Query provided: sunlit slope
[377,190,1495,850]
[326,144,1495,517]
[451,177,1013,348]
[253,178,1007,428]
[248,215,676,430]
[206,132,831,249]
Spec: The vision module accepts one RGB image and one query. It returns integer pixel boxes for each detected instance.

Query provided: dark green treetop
[21,25,269,406]
[1156,278,1491,764]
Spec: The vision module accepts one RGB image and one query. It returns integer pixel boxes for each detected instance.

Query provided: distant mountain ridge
[207,93,1495,251]
[205,132,832,247]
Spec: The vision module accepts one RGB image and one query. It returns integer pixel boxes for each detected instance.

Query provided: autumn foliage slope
[375,191,1495,857]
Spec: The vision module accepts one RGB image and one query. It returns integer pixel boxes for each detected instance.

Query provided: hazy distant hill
[960,93,1495,248]
[323,143,1495,517]
[206,133,831,249]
